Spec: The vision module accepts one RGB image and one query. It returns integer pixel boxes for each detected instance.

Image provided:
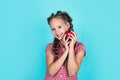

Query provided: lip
[56,33,63,38]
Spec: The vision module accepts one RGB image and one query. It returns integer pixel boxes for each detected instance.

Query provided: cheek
[64,26,69,31]
[52,31,56,36]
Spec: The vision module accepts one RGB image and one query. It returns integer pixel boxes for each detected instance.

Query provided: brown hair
[47,11,74,61]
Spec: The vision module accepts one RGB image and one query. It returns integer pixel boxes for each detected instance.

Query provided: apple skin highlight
[65,30,74,41]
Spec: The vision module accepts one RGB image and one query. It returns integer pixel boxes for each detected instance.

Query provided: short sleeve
[46,43,53,53]
[75,42,86,56]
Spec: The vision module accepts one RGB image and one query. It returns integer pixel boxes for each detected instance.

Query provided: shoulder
[46,43,53,48]
[75,42,86,56]
[46,43,53,52]
[75,42,85,49]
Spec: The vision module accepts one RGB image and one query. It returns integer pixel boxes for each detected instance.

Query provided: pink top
[44,42,85,80]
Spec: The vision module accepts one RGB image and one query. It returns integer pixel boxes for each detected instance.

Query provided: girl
[44,11,85,80]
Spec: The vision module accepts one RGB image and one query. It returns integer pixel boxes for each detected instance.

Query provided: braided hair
[47,11,74,61]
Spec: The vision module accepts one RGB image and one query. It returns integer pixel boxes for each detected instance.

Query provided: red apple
[65,30,74,41]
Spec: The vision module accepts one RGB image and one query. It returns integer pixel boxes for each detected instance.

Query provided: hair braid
[47,11,74,61]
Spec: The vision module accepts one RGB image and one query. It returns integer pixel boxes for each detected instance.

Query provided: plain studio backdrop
[0,0,120,80]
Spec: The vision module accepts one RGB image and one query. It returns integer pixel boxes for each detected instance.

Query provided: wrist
[65,49,69,53]
[69,45,74,49]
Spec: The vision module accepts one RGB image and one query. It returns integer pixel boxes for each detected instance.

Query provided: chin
[58,38,62,40]
[56,37,62,41]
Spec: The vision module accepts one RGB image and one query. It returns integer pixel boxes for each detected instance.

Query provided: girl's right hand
[61,34,70,51]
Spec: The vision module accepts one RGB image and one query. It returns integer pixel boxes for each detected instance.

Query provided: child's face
[50,18,70,40]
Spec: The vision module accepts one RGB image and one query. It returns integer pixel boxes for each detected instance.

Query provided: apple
[65,30,74,41]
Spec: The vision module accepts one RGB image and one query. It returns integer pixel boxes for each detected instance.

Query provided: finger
[76,34,78,39]
[68,34,75,40]
[69,33,74,38]
[71,31,78,39]
[71,31,76,36]
[65,37,70,42]
[69,35,77,41]
[66,41,70,45]
[62,34,66,41]
[68,36,74,41]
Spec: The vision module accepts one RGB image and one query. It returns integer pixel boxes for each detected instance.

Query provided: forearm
[67,47,78,76]
[48,51,68,76]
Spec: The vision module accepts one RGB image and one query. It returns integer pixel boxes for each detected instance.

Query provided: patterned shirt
[44,42,85,80]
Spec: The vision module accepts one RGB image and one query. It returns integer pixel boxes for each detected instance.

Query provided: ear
[66,22,70,28]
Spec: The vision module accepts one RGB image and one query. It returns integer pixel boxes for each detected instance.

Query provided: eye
[51,28,55,31]
[58,26,62,28]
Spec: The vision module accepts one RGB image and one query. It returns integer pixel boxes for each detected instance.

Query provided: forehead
[50,18,66,26]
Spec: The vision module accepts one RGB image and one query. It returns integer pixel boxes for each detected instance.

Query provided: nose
[55,29,59,34]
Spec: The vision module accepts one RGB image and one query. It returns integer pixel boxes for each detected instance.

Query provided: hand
[68,31,78,48]
[61,34,70,51]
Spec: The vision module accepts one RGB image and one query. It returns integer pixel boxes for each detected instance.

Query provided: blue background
[0,0,120,80]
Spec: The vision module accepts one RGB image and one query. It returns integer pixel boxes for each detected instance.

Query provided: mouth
[56,33,63,39]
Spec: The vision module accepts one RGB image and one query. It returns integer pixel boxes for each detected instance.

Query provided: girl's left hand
[68,31,78,48]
